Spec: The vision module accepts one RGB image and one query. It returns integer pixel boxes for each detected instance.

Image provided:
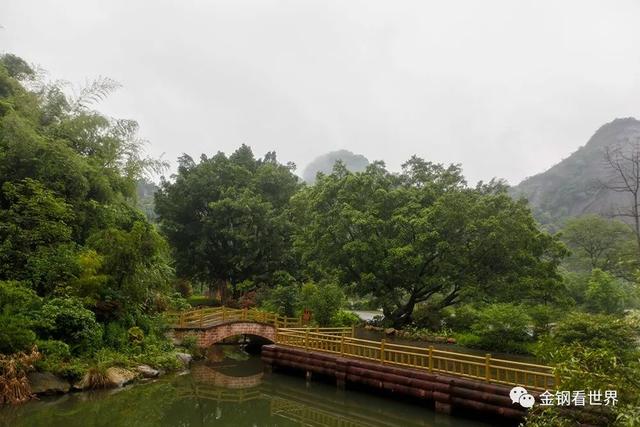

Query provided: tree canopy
[291,158,566,327]
[155,146,300,296]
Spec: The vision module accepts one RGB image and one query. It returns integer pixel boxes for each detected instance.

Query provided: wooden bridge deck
[168,306,556,392]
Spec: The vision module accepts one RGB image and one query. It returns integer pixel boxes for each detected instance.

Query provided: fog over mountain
[2,1,640,185]
[512,117,640,228]
[302,150,370,183]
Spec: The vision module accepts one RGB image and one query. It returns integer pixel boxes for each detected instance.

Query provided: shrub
[331,310,360,327]
[412,303,444,330]
[93,347,130,369]
[0,281,41,313]
[0,314,36,354]
[134,350,181,371]
[103,322,129,350]
[454,332,482,348]
[527,305,561,337]
[179,334,203,359]
[584,269,625,314]
[443,305,479,332]
[187,295,220,307]
[300,282,344,326]
[544,312,638,361]
[263,284,299,317]
[0,281,40,353]
[36,339,71,361]
[36,297,103,354]
[174,279,193,298]
[457,303,533,353]
[127,326,144,345]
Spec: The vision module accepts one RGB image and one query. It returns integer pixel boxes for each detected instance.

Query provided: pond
[1,346,502,427]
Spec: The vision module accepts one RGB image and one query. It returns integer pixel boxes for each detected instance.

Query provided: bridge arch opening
[173,320,277,349]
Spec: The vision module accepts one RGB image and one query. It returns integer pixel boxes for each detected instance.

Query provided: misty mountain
[302,150,370,183]
[512,117,640,229]
[136,178,159,221]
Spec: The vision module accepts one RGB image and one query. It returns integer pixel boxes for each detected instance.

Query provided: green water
[1,347,499,427]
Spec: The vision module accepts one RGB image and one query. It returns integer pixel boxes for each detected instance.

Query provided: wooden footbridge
[169,306,557,419]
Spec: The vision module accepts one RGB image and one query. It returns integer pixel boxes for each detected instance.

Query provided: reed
[0,346,41,405]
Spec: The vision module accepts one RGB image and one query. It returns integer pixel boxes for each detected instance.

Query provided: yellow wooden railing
[270,397,367,427]
[177,386,261,402]
[167,306,304,329]
[168,307,555,391]
[276,328,556,391]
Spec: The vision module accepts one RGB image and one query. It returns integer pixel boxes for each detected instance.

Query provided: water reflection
[1,346,493,427]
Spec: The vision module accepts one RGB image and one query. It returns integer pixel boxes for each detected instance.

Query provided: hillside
[302,150,370,183]
[512,117,640,228]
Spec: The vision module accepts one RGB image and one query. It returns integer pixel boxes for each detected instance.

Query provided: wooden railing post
[380,339,386,364]
[554,371,560,389]
[180,313,185,328]
[222,306,226,321]
[351,325,355,338]
[485,353,491,382]
[340,334,345,356]
[284,317,288,328]
[199,310,203,327]
[305,328,310,350]
[428,346,434,373]
[242,307,247,320]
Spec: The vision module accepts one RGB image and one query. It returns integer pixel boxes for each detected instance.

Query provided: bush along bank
[0,319,198,403]
[1,344,194,402]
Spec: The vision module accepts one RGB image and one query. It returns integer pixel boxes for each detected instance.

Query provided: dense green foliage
[526,312,640,426]
[291,158,566,327]
[456,303,533,353]
[2,52,640,426]
[155,147,300,298]
[0,54,181,381]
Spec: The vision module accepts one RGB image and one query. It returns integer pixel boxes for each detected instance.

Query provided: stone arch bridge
[169,306,316,348]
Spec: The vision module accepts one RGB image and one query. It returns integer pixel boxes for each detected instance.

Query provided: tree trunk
[386,298,417,329]
[634,195,640,256]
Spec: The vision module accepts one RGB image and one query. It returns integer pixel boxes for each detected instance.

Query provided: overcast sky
[2,0,640,185]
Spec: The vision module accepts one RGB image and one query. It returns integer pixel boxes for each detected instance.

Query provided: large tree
[292,158,566,327]
[155,146,300,298]
[603,140,640,255]
[561,214,637,279]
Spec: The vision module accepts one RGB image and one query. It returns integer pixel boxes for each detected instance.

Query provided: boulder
[176,352,192,367]
[105,367,137,387]
[136,365,160,378]
[384,328,396,336]
[27,372,71,395]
